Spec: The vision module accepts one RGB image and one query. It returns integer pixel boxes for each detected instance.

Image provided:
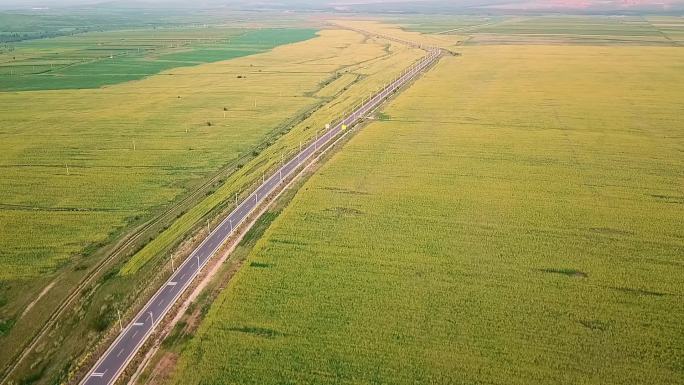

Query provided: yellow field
[166,44,684,385]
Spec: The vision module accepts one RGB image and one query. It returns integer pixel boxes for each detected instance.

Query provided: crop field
[334,19,464,49]
[398,15,684,45]
[0,11,154,43]
[166,44,683,385]
[0,27,318,383]
[116,33,423,277]
[647,16,684,43]
[0,24,424,384]
[0,30,319,282]
[0,27,318,91]
[392,15,507,34]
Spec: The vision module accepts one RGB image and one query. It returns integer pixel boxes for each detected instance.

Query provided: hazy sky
[1,0,682,12]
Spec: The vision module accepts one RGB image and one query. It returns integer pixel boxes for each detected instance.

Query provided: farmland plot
[168,44,684,385]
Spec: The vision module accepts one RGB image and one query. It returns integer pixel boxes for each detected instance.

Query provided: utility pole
[171,256,175,272]
[65,163,69,176]
[117,309,123,332]
[206,219,210,234]
[235,192,238,206]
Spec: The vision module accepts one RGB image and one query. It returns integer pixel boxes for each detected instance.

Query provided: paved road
[80,48,442,385]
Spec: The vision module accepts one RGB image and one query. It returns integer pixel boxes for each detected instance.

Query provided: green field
[0,10,160,43]
[166,43,684,385]
[0,28,318,91]
[0,7,316,44]
[0,24,424,384]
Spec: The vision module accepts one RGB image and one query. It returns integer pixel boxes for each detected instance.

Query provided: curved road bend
[80,48,443,385]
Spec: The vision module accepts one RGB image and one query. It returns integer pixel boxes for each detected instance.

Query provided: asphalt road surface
[80,48,442,385]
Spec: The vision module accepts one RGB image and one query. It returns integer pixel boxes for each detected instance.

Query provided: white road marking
[132,322,143,326]
[167,282,177,286]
